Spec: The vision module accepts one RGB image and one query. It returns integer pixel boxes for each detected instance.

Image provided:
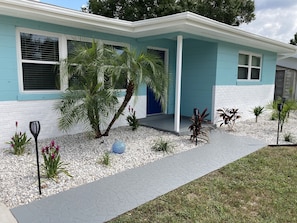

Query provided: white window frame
[147,46,169,73]
[16,28,63,93]
[237,51,262,81]
[16,28,130,93]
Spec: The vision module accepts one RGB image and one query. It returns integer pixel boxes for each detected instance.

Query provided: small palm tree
[103,48,169,136]
[253,106,264,123]
[55,41,118,138]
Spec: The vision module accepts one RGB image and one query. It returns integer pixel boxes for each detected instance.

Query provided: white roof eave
[1,0,296,57]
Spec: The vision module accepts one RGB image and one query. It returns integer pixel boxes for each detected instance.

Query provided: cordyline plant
[41,140,72,179]
[126,105,139,131]
[217,108,241,130]
[189,108,209,145]
[6,121,31,155]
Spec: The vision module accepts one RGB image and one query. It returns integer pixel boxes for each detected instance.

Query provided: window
[20,32,60,90]
[67,40,93,89]
[18,29,129,93]
[237,52,261,80]
[104,45,127,90]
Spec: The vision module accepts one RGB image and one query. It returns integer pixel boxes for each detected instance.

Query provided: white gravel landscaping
[0,126,202,209]
[1,111,296,209]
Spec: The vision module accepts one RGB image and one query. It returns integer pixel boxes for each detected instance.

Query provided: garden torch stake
[29,121,41,195]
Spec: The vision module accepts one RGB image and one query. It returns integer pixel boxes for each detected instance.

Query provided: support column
[174,35,183,133]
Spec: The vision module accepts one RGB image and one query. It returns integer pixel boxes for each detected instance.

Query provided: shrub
[284,133,293,142]
[152,138,174,153]
[41,140,72,179]
[6,121,31,155]
[189,108,209,145]
[217,108,241,130]
[126,105,139,131]
[253,106,264,122]
[268,98,297,132]
[100,151,111,166]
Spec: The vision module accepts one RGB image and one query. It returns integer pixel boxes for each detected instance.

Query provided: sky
[41,0,297,44]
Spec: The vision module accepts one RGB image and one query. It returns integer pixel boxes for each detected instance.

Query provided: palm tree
[103,47,169,136]
[55,41,118,138]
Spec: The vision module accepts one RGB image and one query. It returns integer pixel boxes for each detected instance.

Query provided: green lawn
[108,146,297,223]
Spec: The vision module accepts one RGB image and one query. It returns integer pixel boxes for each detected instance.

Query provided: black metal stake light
[29,121,41,195]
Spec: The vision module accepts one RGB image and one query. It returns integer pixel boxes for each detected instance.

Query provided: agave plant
[189,108,209,145]
[217,108,241,130]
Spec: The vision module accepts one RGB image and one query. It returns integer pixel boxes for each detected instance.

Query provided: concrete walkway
[10,130,266,223]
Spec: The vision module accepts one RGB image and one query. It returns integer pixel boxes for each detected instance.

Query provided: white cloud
[239,1,297,43]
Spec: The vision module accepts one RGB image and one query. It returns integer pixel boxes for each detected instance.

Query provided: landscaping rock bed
[1,111,296,209]
[0,126,201,208]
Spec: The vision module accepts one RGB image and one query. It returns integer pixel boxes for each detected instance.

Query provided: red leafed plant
[41,140,72,179]
[217,108,241,130]
[189,108,209,145]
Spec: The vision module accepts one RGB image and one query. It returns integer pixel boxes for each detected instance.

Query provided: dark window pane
[238,54,249,65]
[237,67,248,79]
[252,56,261,66]
[104,45,127,89]
[21,33,59,61]
[67,40,92,58]
[251,68,260,80]
[68,71,85,90]
[23,63,60,90]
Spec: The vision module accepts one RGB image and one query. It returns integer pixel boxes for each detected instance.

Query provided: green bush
[151,138,174,153]
[100,151,111,166]
[253,106,264,122]
[6,121,31,155]
[126,106,139,131]
[41,140,72,179]
[284,133,293,142]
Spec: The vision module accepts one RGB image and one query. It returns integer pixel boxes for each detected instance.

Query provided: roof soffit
[0,0,296,56]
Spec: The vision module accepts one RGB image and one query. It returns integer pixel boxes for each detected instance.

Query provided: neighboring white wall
[0,96,146,148]
[212,85,274,123]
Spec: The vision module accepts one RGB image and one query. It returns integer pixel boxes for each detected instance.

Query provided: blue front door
[147,87,162,115]
[147,48,165,115]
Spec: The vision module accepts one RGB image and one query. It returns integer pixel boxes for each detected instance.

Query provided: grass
[108,146,297,222]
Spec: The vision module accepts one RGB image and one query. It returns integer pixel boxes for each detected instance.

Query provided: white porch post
[174,35,183,133]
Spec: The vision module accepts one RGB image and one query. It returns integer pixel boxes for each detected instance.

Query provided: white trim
[237,51,262,81]
[147,46,169,71]
[16,27,63,94]
[174,35,183,133]
[16,27,130,94]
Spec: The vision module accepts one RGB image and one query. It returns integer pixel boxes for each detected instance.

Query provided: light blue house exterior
[0,0,296,146]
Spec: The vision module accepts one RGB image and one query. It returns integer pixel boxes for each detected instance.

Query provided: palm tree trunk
[88,107,102,138]
[103,81,134,136]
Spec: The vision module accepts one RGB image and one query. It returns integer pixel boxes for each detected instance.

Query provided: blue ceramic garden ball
[112,140,126,154]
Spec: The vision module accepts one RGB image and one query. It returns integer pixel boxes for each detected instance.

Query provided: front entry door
[147,48,166,115]
[274,70,285,100]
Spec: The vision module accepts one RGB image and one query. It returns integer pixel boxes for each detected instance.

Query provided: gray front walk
[11,130,266,223]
